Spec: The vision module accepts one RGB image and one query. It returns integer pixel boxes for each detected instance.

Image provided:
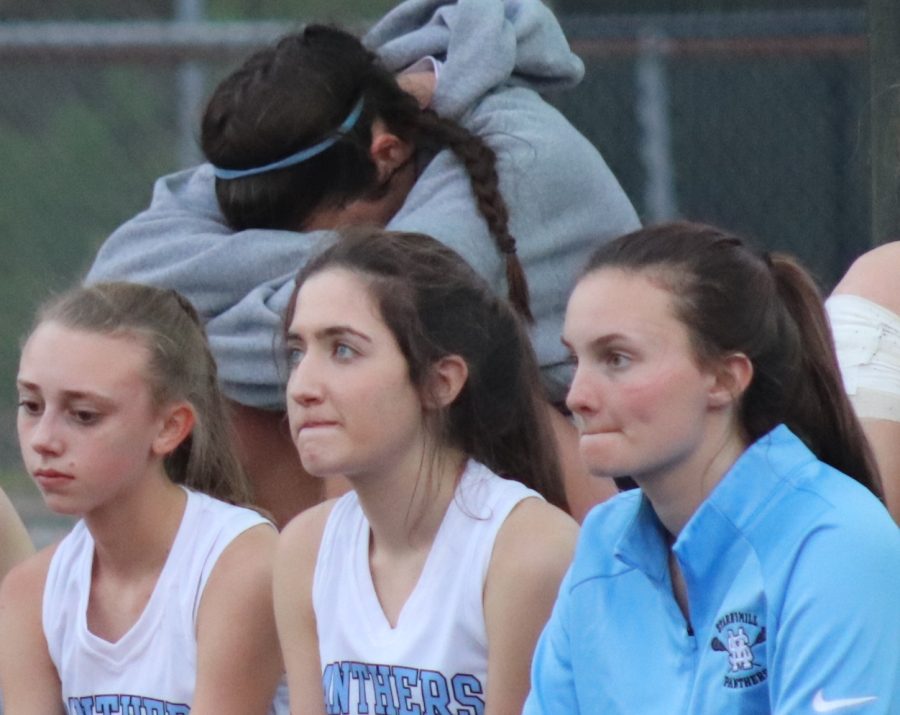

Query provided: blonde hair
[36,282,251,504]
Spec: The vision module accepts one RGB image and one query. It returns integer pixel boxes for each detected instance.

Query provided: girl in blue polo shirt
[526,221,900,714]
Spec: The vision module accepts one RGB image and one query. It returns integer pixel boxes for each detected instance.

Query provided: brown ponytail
[583,221,882,498]
[415,110,533,321]
[768,255,882,496]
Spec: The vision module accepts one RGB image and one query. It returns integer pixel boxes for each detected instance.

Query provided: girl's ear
[152,402,196,457]
[369,122,415,184]
[422,355,469,410]
[708,353,754,409]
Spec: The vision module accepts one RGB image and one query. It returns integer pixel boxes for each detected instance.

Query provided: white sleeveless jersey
[314,461,542,715]
[43,488,289,715]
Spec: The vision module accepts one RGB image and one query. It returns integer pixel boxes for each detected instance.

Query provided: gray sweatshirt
[86,0,640,409]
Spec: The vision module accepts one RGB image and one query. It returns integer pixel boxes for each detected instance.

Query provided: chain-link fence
[0,7,872,501]
[556,9,869,281]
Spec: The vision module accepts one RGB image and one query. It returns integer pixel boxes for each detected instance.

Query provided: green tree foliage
[0,1,390,468]
[0,64,174,464]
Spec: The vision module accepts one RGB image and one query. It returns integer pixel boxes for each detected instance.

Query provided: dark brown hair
[582,221,881,497]
[201,24,532,321]
[284,229,566,509]
[36,282,251,505]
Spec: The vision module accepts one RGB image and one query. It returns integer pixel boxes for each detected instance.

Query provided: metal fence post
[176,0,206,167]
[870,0,900,245]
[636,29,678,222]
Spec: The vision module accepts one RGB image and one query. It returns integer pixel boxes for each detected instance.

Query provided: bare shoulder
[833,241,900,313]
[0,543,65,715]
[0,542,58,606]
[491,498,578,577]
[278,497,339,560]
[481,500,578,714]
[197,522,278,620]
[208,521,278,582]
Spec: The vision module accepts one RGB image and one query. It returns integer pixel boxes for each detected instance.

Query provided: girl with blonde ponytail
[0,282,287,715]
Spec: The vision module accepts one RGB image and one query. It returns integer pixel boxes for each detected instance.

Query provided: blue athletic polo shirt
[525,425,900,714]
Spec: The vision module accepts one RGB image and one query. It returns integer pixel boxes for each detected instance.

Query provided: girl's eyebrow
[287,326,373,343]
[317,326,372,342]
[16,379,115,406]
[560,333,626,350]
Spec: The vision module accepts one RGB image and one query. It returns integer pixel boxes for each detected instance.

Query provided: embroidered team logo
[710,611,768,689]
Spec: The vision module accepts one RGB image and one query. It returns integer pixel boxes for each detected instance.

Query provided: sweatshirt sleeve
[85,164,336,409]
[392,83,638,400]
[87,0,639,409]
[766,520,900,715]
[523,567,580,714]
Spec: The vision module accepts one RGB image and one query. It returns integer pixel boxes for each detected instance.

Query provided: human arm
[0,487,34,584]
[86,164,335,410]
[831,241,900,522]
[852,420,900,522]
[273,501,336,715]
[0,547,65,715]
[388,84,638,402]
[396,63,437,109]
[191,523,283,715]
[766,519,900,714]
[482,498,578,715]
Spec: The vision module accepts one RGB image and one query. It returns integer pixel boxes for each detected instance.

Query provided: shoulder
[770,499,900,644]
[278,498,341,566]
[465,87,604,172]
[0,543,57,604]
[492,498,579,573]
[466,86,638,229]
[189,490,273,534]
[0,544,65,715]
[832,240,900,314]
[192,494,278,585]
[748,458,898,598]
[484,500,577,640]
[580,489,643,546]
[201,521,278,604]
[484,497,577,612]
[563,490,643,586]
[0,543,59,640]
[765,449,892,538]
[273,501,340,639]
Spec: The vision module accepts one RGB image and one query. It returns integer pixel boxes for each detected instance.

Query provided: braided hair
[202,25,532,321]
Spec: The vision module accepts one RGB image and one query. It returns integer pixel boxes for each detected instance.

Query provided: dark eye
[17,398,42,416]
[71,410,100,426]
[608,352,631,369]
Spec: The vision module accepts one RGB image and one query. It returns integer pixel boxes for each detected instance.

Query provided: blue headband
[211,97,365,180]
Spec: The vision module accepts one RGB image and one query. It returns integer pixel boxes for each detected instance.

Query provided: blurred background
[0,0,885,544]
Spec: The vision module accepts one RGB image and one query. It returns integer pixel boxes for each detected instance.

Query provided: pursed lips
[579,427,620,436]
[33,468,75,483]
[298,420,339,432]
